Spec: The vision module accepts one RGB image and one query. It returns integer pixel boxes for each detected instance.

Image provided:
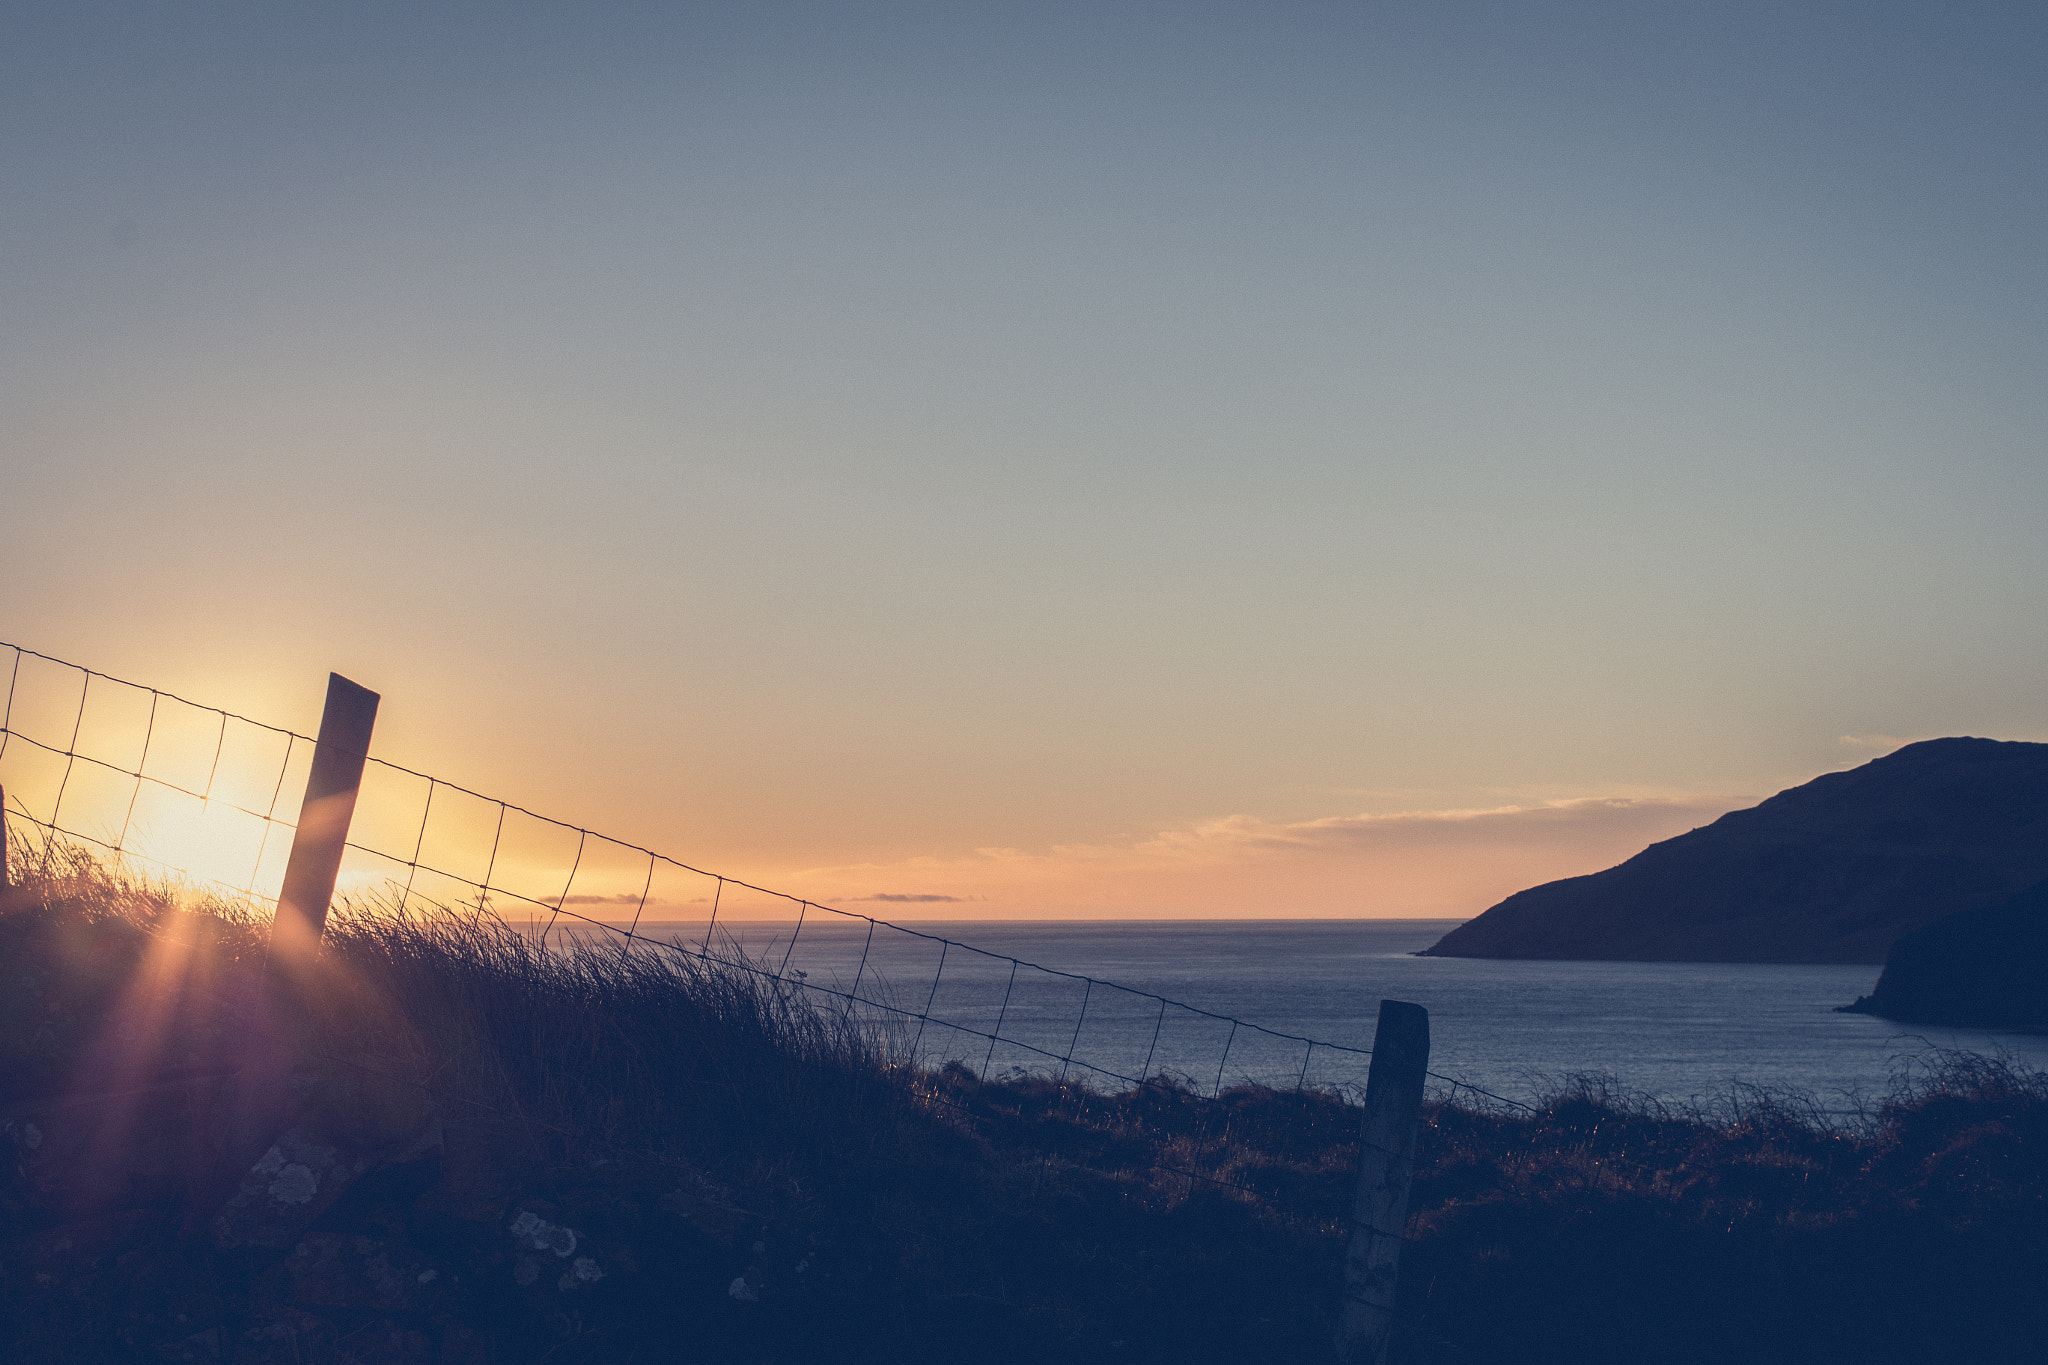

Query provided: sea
[556,917,2048,1116]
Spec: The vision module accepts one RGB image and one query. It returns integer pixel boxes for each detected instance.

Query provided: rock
[112,1233,226,1354]
[508,1206,583,1259]
[208,1056,442,1252]
[292,1059,439,1156]
[155,1327,222,1363]
[558,1254,606,1292]
[656,1186,753,1248]
[1423,737,2048,963]
[503,1205,630,1299]
[233,1306,340,1364]
[1,1073,237,1218]
[326,1321,432,1364]
[0,1209,156,1288]
[284,1233,439,1314]
[414,1114,542,1224]
[436,1323,490,1365]
[1840,877,2048,1027]
[210,1129,380,1251]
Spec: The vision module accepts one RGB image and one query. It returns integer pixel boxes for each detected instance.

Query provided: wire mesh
[0,638,1532,1121]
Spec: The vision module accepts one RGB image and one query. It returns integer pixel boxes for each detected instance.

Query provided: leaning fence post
[265,673,379,975]
[1336,999,1430,1365]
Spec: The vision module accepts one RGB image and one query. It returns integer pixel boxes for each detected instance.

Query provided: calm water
[554,918,2048,1113]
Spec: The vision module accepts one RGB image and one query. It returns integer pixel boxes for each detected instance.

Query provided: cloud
[782,793,1749,919]
[1838,734,1930,753]
[1147,796,1731,855]
[556,892,712,906]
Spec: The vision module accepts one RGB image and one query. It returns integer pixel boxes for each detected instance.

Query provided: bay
[549,917,2048,1113]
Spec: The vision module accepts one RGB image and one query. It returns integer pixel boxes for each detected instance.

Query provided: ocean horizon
[526,917,2048,1112]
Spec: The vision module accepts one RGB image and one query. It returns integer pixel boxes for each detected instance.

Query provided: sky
[5,2,2048,918]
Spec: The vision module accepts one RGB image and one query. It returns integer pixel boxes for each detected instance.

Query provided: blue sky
[6,2,2047,914]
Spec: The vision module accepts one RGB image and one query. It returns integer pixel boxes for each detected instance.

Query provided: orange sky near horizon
[2,640,1766,920]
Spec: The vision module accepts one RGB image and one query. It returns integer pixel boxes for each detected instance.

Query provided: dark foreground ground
[3,848,2045,1364]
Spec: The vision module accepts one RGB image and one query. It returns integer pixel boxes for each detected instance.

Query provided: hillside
[1421,737,2048,963]
[5,849,2048,1364]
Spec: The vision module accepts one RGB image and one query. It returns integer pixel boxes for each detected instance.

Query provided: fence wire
[0,639,1532,1119]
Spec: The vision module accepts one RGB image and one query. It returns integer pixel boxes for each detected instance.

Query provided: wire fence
[0,639,1531,1123]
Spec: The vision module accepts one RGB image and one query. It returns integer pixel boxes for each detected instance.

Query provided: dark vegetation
[1844,874,2048,1028]
[3,844,2046,1364]
[1427,736,2048,963]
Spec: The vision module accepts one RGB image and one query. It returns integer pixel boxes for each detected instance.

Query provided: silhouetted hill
[1842,878,2048,1028]
[1422,737,2048,964]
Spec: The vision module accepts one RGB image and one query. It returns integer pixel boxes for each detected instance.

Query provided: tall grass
[300,894,953,1215]
[4,838,2046,1364]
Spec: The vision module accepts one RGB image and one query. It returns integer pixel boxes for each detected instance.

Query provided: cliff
[1421,737,2048,964]
[1841,878,2048,1028]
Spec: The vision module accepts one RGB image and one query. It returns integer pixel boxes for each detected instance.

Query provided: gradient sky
[7,2,2048,917]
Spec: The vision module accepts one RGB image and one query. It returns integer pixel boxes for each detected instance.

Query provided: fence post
[265,673,379,975]
[0,783,9,894]
[1336,999,1430,1365]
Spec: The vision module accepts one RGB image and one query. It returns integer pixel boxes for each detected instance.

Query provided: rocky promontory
[1422,737,2048,964]
[1841,877,2048,1028]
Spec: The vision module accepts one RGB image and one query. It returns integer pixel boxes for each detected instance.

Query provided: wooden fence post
[0,783,9,894]
[1336,999,1431,1365]
[265,673,379,975]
